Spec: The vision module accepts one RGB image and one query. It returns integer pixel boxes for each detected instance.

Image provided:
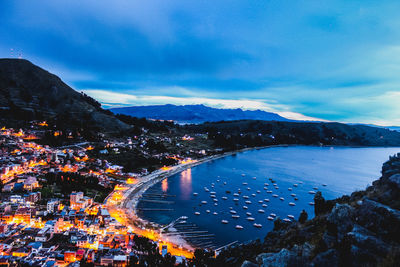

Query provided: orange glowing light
[126,177,137,184]
[38,121,48,127]
[161,166,171,171]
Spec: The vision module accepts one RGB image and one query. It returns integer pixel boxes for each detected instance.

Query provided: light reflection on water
[180,168,192,200]
[161,179,168,192]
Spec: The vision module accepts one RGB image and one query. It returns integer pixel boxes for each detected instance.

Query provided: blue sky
[1,0,400,125]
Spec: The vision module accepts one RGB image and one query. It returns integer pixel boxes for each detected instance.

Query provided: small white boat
[222,196,228,200]
[289,202,296,206]
[270,213,276,217]
[182,216,188,219]
[211,185,214,188]
[210,195,216,198]
[280,197,285,201]
[224,182,227,185]
[264,187,268,190]
[264,199,270,202]
[229,207,233,209]
[221,220,229,224]
[258,200,263,203]
[275,186,279,189]
[235,225,243,229]
[230,210,237,214]
[262,204,268,207]
[216,180,220,182]
[293,184,298,187]
[264,183,269,186]
[258,209,265,213]
[245,200,252,204]
[233,198,239,201]
[252,177,256,180]
[299,181,303,184]
[205,188,210,192]
[193,192,198,196]
[287,215,295,219]
[247,217,255,221]
[267,216,274,220]
[272,194,278,198]
[211,191,216,194]
[243,206,248,209]
[313,187,318,190]
[256,190,261,193]
[243,195,249,199]
[201,201,207,204]
[246,212,252,216]
[232,215,240,219]
[309,202,315,205]
[213,199,218,202]
[273,183,277,186]
[290,193,296,197]
[233,193,239,197]
[213,212,218,215]
[322,183,327,187]
[267,190,273,193]
[253,223,262,228]
[194,212,200,215]
[288,188,292,191]
[247,187,251,191]
[241,174,246,176]
[206,210,210,213]
[308,191,316,194]
[214,203,218,206]
[242,182,248,185]
[283,218,291,222]
[251,193,256,197]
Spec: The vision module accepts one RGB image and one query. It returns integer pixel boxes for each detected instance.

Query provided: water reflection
[180,168,192,200]
[161,179,168,192]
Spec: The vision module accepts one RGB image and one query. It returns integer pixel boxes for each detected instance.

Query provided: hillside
[186,120,400,147]
[0,58,129,132]
[110,104,290,124]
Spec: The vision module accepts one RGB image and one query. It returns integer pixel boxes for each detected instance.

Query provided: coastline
[105,144,400,255]
[104,145,274,254]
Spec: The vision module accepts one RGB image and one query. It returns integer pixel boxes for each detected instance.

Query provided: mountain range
[110,104,291,124]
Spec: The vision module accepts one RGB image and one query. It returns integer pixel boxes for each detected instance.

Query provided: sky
[1,0,400,125]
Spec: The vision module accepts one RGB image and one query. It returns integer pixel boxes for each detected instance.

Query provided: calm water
[137,146,400,247]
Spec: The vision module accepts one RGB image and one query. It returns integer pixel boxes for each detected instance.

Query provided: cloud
[1,1,400,125]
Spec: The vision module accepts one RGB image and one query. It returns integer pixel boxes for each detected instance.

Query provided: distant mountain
[110,104,291,124]
[0,59,129,132]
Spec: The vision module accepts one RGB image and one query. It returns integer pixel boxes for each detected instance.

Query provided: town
[0,122,208,266]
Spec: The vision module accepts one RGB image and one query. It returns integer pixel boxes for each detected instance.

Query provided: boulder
[356,198,400,241]
[310,249,339,267]
[256,249,297,267]
[327,204,354,240]
[241,260,259,267]
[388,174,400,189]
[347,224,389,257]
